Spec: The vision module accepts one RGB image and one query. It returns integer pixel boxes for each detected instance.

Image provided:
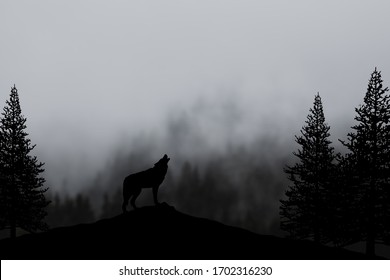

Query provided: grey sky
[1,0,390,192]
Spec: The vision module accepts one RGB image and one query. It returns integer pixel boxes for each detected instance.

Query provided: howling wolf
[122,154,170,212]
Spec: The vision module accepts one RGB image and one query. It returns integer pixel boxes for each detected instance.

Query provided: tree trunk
[365,183,376,256]
[10,187,16,239]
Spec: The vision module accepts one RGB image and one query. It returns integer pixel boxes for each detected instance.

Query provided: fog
[1,0,390,196]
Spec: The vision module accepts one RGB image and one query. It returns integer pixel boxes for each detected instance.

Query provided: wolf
[122,154,170,212]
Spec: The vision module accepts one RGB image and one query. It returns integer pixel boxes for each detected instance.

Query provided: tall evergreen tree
[340,68,390,255]
[0,85,49,238]
[280,93,336,244]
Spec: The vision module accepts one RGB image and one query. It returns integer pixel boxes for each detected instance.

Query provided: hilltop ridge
[0,203,376,260]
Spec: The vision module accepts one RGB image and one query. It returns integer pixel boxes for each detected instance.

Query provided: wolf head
[154,154,170,168]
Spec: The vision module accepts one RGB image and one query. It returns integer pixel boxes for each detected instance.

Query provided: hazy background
[1,1,390,244]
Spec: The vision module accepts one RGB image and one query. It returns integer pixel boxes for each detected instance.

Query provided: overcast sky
[1,0,390,192]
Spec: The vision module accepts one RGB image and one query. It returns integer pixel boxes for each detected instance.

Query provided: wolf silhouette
[122,154,170,212]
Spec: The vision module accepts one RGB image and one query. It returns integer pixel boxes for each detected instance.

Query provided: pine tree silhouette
[0,85,49,238]
[280,93,336,244]
[339,68,390,256]
[329,153,361,247]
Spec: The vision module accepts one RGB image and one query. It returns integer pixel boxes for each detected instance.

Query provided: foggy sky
[1,0,390,192]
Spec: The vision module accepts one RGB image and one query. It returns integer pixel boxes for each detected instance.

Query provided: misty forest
[1,68,390,258]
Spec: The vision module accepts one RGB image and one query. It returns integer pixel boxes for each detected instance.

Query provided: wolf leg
[130,188,141,209]
[152,185,160,205]
[122,182,131,213]
[122,195,130,213]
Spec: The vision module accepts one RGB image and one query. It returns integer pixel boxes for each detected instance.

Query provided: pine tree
[280,93,336,244]
[340,68,390,255]
[0,85,49,238]
[331,153,362,247]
